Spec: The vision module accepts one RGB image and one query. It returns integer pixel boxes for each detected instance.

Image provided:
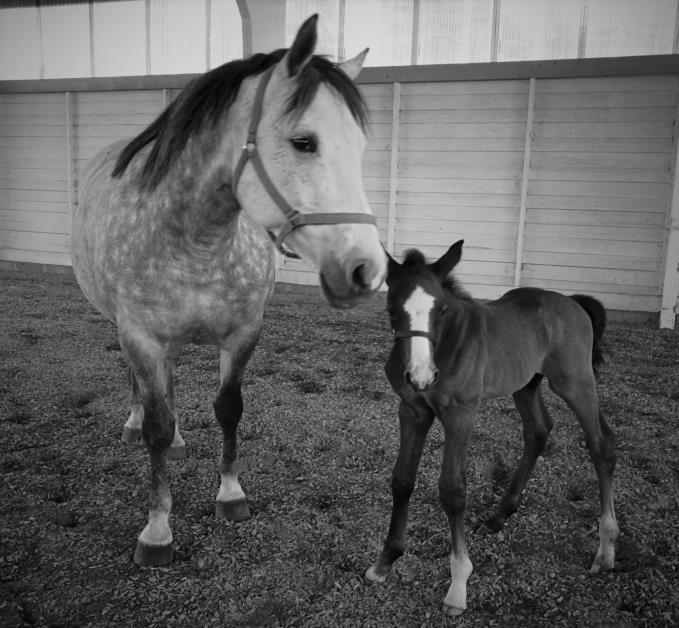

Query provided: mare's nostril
[351,262,368,290]
[432,370,439,384]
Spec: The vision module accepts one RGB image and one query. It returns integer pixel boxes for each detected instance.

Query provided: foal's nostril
[432,370,439,384]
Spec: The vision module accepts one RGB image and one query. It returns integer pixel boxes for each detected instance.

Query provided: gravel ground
[1,267,678,627]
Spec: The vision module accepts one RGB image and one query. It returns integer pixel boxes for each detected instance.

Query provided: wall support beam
[65,91,75,243]
[660,98,679,329]
[514,77,535,288]
[386,81,401,255]
[237,0,285,57]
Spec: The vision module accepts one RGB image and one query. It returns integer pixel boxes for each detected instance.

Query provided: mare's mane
[401,248,472,301]
[112,50,368,191]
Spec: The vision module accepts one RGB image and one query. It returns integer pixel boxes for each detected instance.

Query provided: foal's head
[386,240,464,391]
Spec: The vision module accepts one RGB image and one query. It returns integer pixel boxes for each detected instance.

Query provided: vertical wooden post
[410,0,420,65]
[386,81,401,255]
[88,0,96,77]
[513,77,536,288]
[65,91,75,249]
[145,0,151,75]
[205,0,212,70]
[660,96,679,329]
[491,0,501,62]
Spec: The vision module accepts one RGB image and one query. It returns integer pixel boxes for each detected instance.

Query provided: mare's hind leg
[365,398,435,583]
[214,331,260,522]
[119,328,177,566]
[121,367,186,460]
[479,375,553,534]
[550,374,618,572]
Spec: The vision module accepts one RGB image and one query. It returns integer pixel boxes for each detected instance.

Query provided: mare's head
[114,14,385,308]
[386,240,464,391]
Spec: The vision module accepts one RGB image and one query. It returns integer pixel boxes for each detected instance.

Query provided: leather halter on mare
[231,65,377,259]
[394,329,437,346]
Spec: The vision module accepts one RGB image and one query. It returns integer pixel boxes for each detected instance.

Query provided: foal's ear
[430,240,464,279]
[339,48,369,80]
[286,14,318,77]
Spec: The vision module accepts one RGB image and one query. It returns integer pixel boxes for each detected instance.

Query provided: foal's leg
[480,375,553,534]
[122,367,186,460]
[438,402,477,617]
[551,374,618,572]
[365,398,434,583]
[214,332,260,522]
[119,328,177,566]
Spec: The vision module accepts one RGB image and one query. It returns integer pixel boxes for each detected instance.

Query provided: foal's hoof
[133,541,173,567]
[167,444,187,461]
[364,564,388,585]
[442,603,465,618]
[215,499,250,522]
[121,427,142,443]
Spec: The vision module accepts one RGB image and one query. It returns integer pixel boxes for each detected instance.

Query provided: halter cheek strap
[231,65,377,259]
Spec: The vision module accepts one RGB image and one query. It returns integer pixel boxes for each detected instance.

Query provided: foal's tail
[570,294,606,376]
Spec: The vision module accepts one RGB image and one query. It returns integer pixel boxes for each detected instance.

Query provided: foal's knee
[391,473,415,501]
[439,483,466,517]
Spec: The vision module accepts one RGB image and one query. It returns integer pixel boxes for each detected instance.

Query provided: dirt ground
[1,266,678,627]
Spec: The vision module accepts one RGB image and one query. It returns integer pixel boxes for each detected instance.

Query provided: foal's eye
[290,136,318,154]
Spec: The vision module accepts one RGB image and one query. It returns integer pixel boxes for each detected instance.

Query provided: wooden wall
[1,56,678,326]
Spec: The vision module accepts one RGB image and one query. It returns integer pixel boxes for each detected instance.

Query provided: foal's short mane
[112,50,368,191]
[402,248,472,301]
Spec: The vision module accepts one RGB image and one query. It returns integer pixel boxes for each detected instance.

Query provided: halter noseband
[231,65,377,259]
[394,329,437,346]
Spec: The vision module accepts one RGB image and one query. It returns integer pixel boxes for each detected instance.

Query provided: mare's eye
[290,136,318,154]
[438,305,448,317]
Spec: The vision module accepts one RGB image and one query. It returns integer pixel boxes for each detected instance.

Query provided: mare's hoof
[133,541,173,567]
[215,499,250,522]
[442,603,465,617]
[364,564,388,585]
[167,444,187,461]
[121,427,142,443]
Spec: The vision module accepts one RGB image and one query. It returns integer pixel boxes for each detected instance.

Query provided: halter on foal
[365,240,618,617]
[71,15,386,567]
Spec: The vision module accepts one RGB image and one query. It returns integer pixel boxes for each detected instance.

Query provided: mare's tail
[570,294,606,376]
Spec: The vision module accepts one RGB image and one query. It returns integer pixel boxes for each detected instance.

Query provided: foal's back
[462,287,595,398]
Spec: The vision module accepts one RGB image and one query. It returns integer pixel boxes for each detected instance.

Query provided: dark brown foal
[365,240,618,617]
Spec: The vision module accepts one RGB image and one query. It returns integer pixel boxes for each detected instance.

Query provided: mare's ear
[430,240,463,280]
[285,14,317,77]
[339,48,369,80]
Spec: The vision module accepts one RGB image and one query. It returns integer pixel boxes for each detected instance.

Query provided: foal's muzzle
[406,368,439,391]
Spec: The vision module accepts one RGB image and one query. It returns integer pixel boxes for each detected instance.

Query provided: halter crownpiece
[231,65,377,259]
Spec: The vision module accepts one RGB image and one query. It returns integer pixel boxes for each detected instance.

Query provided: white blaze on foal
[403,286,437,390]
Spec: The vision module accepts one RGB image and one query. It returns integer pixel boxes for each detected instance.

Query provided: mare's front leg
[122,367,187,460]
[438,402,477,617]
[365,397,434,583]
[214,332,260,522]
[119,329,177,566]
